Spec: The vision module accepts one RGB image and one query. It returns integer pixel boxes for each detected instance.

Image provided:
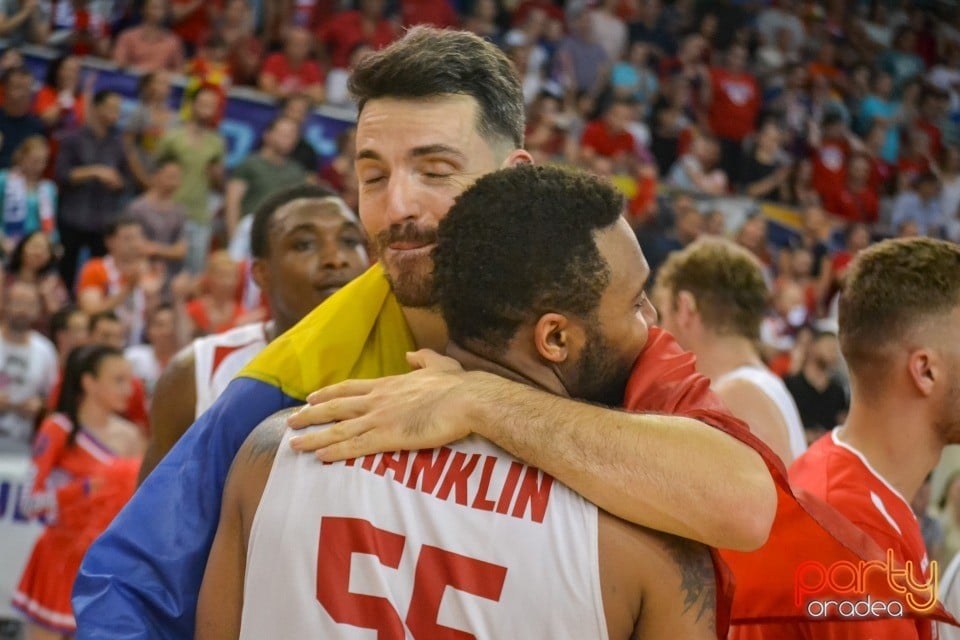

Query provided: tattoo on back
[663,535,717,633]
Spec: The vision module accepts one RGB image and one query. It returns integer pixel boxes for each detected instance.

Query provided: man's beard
[937,373,960,445]
[568,324,636,408]
[5,316,32,334]
[374,222,439,308]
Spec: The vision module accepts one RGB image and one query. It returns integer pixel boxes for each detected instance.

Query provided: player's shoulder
[599,512,716,626]
[234,408,296,473]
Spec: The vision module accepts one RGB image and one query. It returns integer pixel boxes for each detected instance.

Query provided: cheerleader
[13,345,144,639]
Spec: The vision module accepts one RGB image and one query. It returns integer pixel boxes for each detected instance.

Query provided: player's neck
[78,401,112,433]
[1,325,29,345]
[446,342,564,397]
[401,305,448,353]
[839,398,943,505]
[692,333,763,383]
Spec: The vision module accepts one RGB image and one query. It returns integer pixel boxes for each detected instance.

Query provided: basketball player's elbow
[722,449,776,552]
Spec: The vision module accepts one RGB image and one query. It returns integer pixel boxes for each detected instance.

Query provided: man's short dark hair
[93,89,119,107]
[2,66,31,86]
[89,310,121,333]
[433,164,624,356]
[153,153,181,171]
[839,238,960,389]
[106,214,143,237]
[250,184,339,258]
[348,26,525,149]
[50,305,82,337]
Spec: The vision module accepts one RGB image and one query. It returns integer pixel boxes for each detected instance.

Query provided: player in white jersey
[654,237,807,465]
[136,185,368,483]
[197,166,719,639]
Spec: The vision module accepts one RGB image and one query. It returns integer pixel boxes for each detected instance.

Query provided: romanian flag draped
[73,265,416,639]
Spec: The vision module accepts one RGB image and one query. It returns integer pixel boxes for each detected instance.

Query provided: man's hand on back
[287,349,476,460]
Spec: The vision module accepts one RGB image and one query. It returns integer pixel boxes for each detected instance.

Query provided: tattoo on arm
[239,409,293,467]
[662,535,717,632]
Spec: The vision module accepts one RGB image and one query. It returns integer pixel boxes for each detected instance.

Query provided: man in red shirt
[318,0,396,69]
[812,112,855,210]
[826,153,879,224]
[258,25,325,103]
[733,238,960,639]
[706,43,760,182]
[580,99,640,174]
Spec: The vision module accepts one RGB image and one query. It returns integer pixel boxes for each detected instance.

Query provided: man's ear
[906,348,939,398]
[250,257,268,292]
[501,148,534,168]
[533,312,574,364]
[675,290,699,327]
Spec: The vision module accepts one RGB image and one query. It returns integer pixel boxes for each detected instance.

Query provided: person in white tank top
[136,185,369,484]
[197,166,720,639]
[654,237,807,464]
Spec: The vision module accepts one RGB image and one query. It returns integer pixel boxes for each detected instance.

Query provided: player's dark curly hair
[433,164,624,357]
[349,26,525,149]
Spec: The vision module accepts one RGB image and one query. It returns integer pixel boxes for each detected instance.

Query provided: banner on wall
[0,454,44,621]
[19,48,357,168]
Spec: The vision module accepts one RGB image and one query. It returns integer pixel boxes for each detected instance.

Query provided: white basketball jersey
[192,322,268,418]
[715,365,808,460]
[241,429,608,639]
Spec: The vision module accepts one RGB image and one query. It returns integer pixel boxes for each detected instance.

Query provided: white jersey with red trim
[714,364,808,461]
[192,322,268,418]
[240,429,607,639]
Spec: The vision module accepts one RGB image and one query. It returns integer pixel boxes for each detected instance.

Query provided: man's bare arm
[288,352,776,551]
[137,347,197,485]
[195,411,289,640]
[632,531,718,639]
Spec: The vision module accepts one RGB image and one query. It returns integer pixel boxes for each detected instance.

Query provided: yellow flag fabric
[241,263,417,401]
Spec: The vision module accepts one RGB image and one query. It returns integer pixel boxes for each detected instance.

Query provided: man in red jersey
[732,237,960,639]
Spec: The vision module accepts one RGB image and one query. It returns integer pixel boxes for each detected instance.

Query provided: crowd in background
[0,0,959,589]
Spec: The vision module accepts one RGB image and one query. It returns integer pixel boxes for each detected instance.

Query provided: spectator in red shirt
[706,43,760,182]
[897,128,933,192]
[318,0,396,70]
[825,152,879,224]
[400,0,458,29]
[258,26,325,104]
[915,87,947,158]
[170,0,223,54]
[34,54,88,133]
[810,112,855,209]
[580,99,640,173]
[218,0,263,87]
